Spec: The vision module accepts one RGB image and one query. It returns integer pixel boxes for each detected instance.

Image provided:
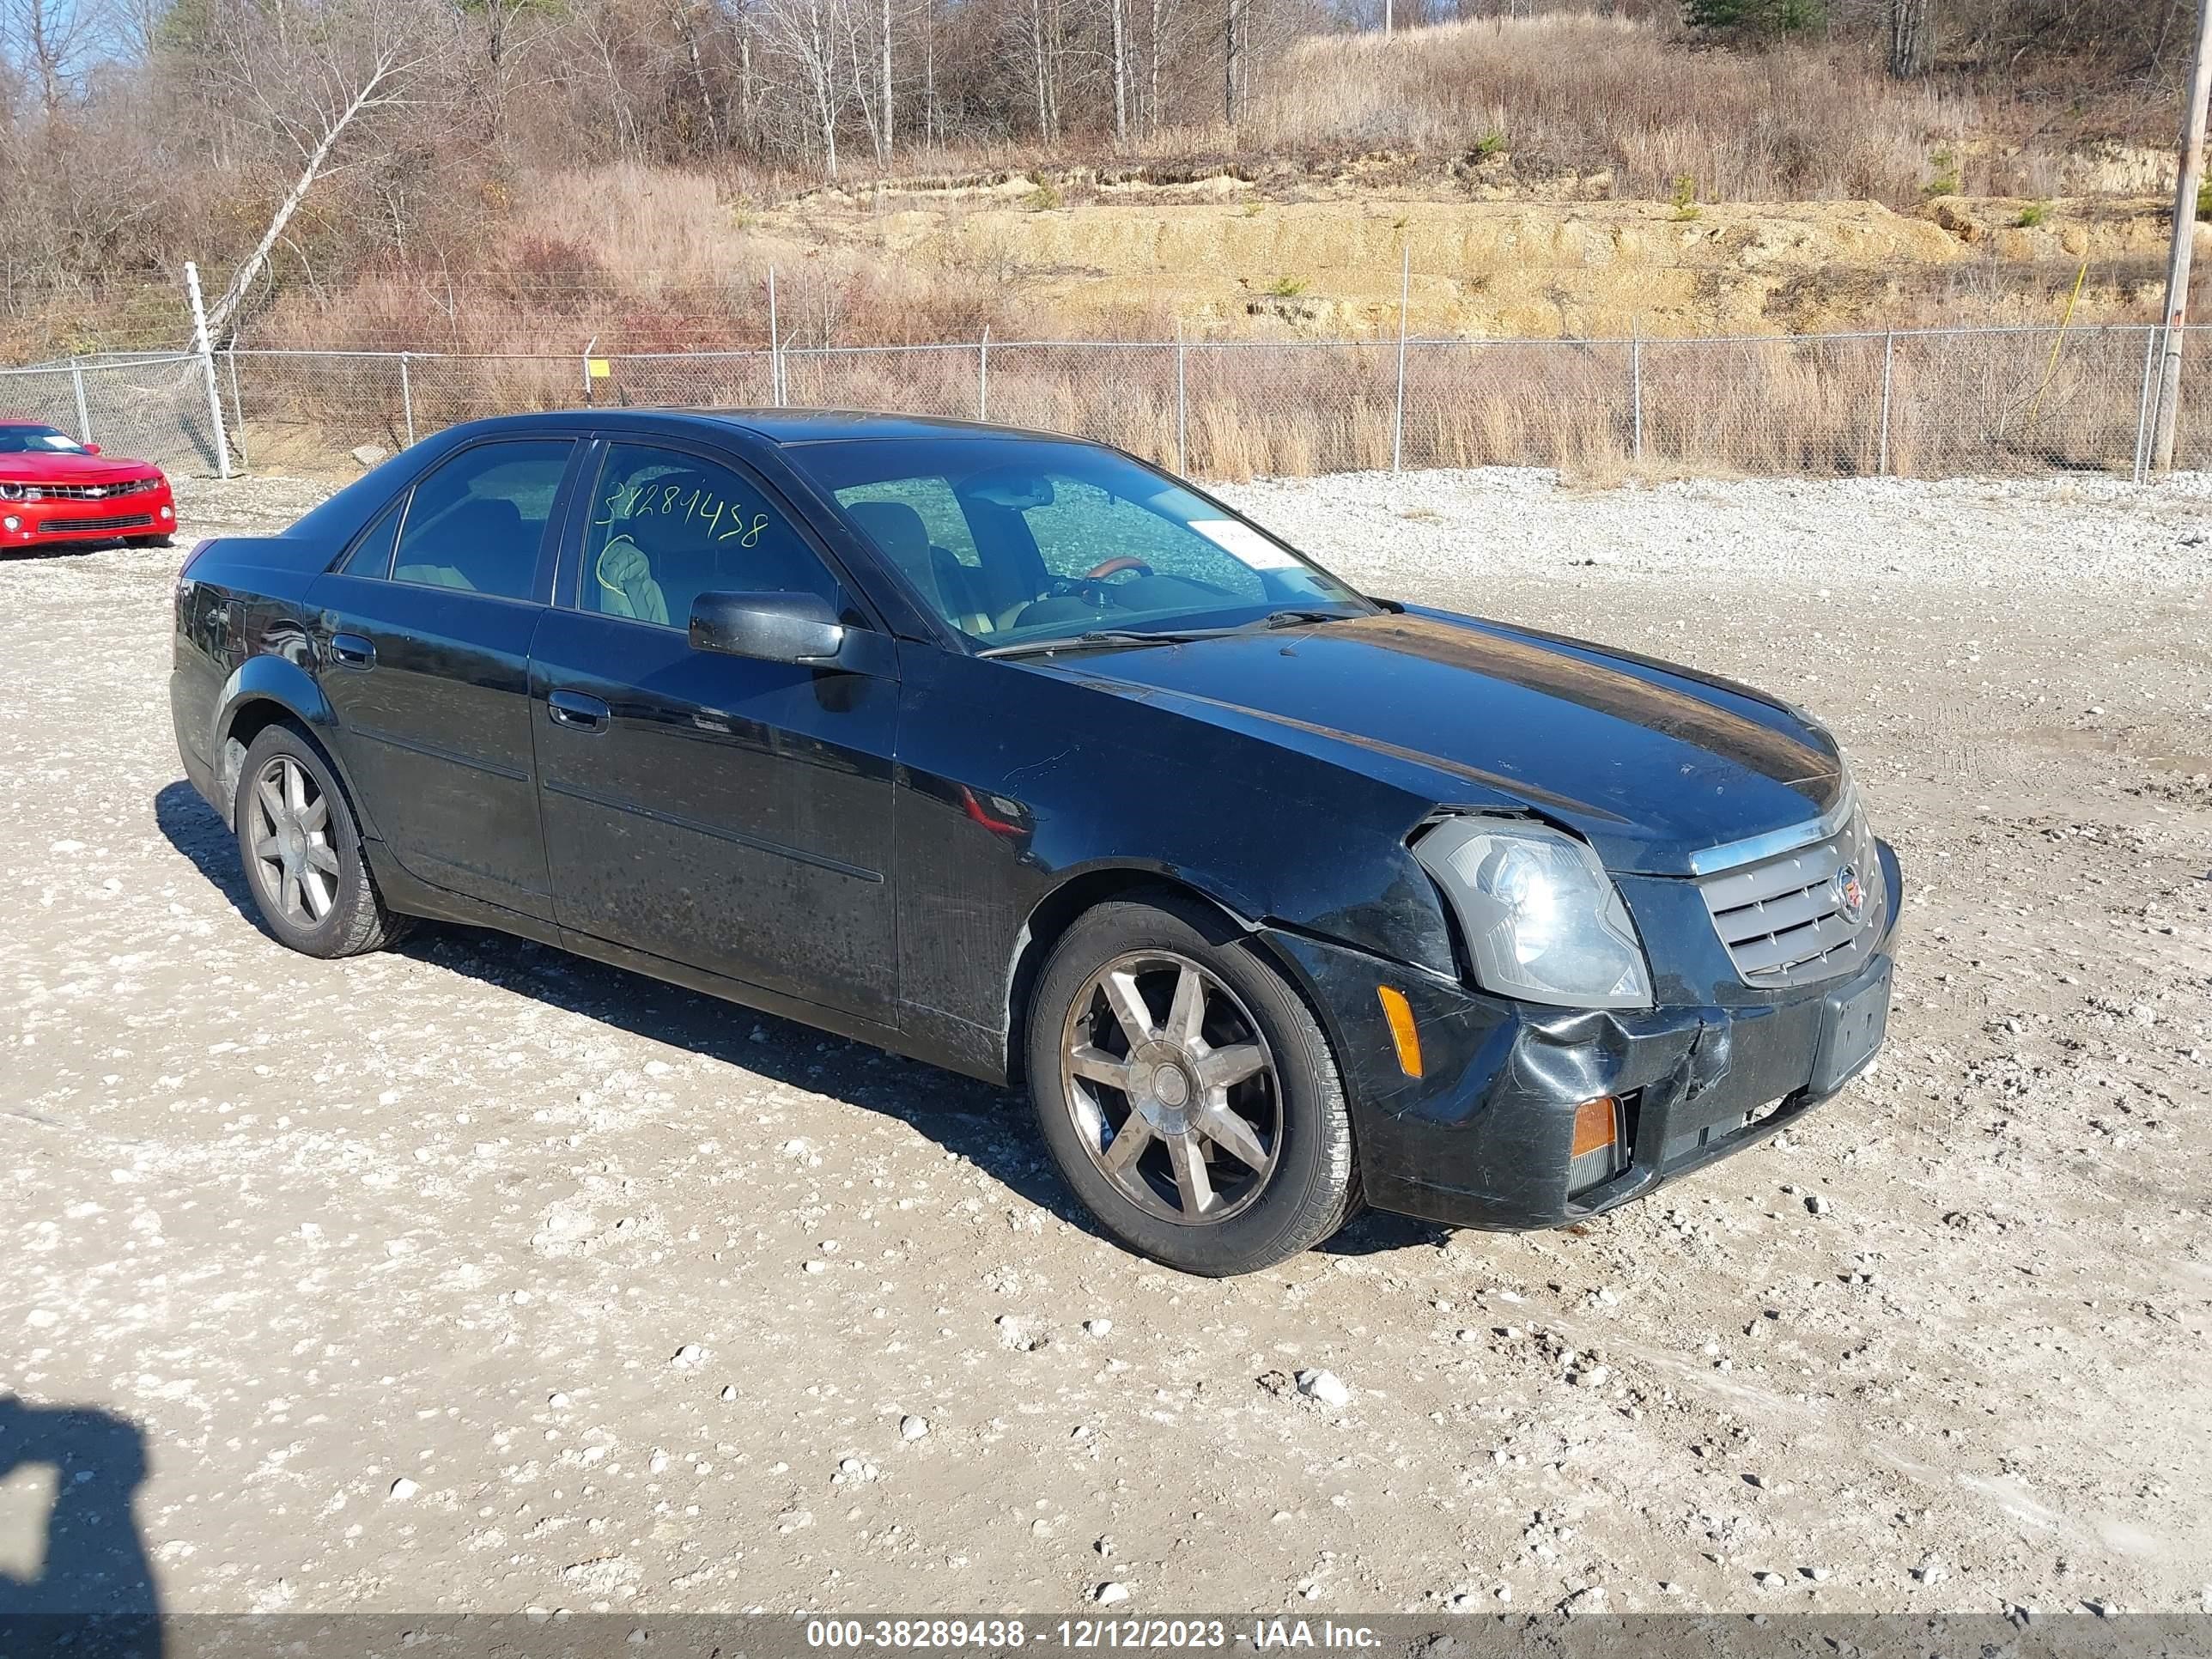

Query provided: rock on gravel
[1296,1369,1352,1407]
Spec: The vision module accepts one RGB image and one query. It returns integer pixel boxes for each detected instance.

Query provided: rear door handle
[330,633,374,669]
[547,690,611,732]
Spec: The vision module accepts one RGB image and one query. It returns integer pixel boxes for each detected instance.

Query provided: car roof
[433,408,1085,449]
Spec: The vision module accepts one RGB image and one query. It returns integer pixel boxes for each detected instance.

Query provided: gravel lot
[3,467,2209,1620]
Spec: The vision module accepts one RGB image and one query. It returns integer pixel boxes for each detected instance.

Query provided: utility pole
[2152,0,2212,471]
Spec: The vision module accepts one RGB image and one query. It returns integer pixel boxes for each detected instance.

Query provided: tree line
[1,0,2195,350]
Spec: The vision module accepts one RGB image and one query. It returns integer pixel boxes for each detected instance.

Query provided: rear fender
[210,656,375,837]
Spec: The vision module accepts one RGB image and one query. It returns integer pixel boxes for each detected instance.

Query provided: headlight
[1413,817,1653,1009]
[0,483,26,501]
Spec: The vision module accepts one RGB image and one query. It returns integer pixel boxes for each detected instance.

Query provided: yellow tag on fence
[586,358,611,380]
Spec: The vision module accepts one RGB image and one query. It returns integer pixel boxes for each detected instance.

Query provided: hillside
[4,9,2197,361]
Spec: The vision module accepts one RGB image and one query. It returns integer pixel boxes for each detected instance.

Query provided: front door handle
[330,633,374,669]
[547,690,611,732]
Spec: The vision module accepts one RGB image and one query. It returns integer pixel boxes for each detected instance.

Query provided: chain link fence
[0,351,228,475]
[10,325,2212,483]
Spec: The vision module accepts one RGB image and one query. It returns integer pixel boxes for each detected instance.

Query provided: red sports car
[0,419,177,550]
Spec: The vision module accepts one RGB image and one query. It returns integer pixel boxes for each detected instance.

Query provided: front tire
[234,723,407,957]
[1025,891,1359,1275]
[126,534,174,549]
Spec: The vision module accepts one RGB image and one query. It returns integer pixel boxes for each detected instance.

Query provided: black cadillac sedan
[170,410,1900,1276]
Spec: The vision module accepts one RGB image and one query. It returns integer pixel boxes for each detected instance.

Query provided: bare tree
[0,0,101,117]
[198,0,452,339]
[1888,0,1931,76]
[671,0,720,143]
[880,0,893,155]
[759,0,847,177]
[1111,0,1127,147]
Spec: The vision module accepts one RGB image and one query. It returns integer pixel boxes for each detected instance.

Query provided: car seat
[593,534,670,624]
[845,500,990,633]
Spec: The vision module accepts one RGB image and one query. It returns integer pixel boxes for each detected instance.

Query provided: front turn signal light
[1376,986,1423,1079]
[1568,1095,1624,1196]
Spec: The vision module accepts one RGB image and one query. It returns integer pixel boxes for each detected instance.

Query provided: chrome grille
[16,477,157,501]
[1696,809,1881,988]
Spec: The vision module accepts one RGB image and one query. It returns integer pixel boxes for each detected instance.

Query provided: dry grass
[247,164,1045,356]
[1245,16,2018,207]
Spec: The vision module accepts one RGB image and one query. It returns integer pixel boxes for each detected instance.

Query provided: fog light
[1567,1095,1624,1195]
[3,514,19,532]
[1376,986,1423,1079]
[159,504,175,520]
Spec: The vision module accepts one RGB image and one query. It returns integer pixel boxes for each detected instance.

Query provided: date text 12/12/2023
[803,1620,1384,1650]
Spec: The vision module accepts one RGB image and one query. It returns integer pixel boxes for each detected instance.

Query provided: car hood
[1041,608,1844,876]
[0,450,159,483]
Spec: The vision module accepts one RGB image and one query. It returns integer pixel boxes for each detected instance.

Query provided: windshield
[787,436,1372,649]
[0,424,88,456]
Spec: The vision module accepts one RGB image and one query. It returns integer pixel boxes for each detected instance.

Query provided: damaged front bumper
[1263,839,1903,1232]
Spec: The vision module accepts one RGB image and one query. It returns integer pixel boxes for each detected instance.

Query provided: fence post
[182,260,233,481]
[768,268,783,405]
[70,358,92,446]
[225,346,248,471]
[1391,243,1409,473]
[1878,331,1895,476]
[399,351,417,447]
[1629,326,1644,465]
[978,328,990,421]
[2134,325,2159,483]
[1175,331,1188,476]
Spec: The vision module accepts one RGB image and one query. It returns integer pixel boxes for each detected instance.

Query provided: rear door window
[391,440,574,600]
[335,498,404,578]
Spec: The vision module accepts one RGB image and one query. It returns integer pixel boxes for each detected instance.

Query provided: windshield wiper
[978,609,1364,659]
[978,627,1246,659]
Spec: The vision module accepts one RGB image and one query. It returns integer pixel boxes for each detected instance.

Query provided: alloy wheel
[247,755,339,928]
[1060,950,1282,1224]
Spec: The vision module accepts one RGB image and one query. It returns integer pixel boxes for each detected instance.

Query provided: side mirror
[82,442,101,456]
[690,590,846,666]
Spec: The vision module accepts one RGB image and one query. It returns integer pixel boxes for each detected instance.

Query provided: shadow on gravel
[155,779,1441,1262]
[0,1396,161,1654]
[155,781,254,919]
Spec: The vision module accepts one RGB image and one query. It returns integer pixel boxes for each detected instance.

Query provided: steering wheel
[1080,556,1153,581]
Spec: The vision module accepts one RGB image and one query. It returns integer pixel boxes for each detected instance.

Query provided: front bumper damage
[1263,839,1903,1232]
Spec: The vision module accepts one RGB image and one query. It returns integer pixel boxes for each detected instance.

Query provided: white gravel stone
[672,1344,704,1368]
[1095,1582,1130,1604]
[1084,1318,1113,1337]
[899,1414,930,1441]
[387,1477,418,1501]
[1296,1369,1351,1407]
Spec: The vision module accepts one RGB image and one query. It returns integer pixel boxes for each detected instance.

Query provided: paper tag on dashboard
[1190,519,1299,570]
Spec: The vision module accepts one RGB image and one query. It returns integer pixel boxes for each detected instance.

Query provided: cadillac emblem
[1833,863,1867,925]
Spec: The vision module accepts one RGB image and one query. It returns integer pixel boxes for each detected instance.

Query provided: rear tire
[1025,890,1360,1276]
[234,723,409,958]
